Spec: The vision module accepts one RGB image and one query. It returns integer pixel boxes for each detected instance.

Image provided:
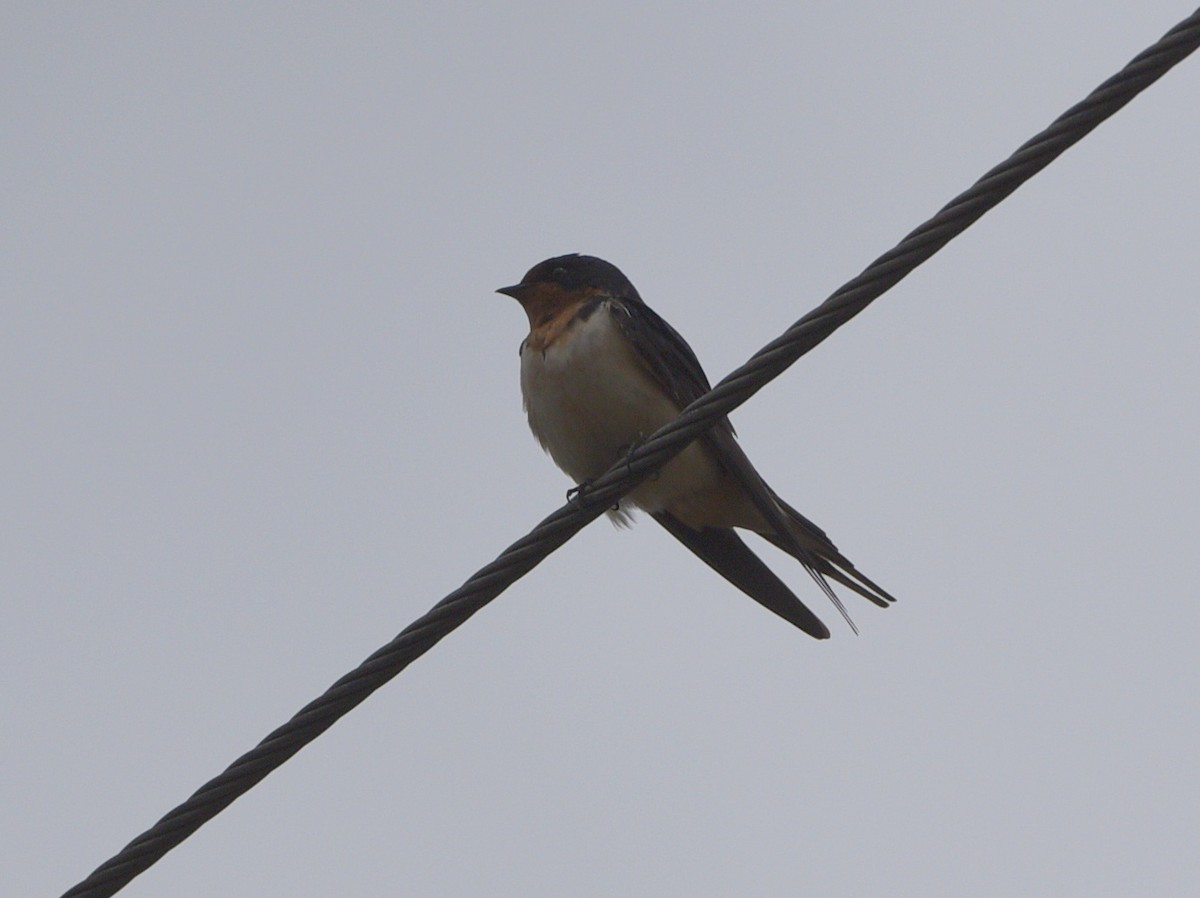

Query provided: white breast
[520,304,722,518]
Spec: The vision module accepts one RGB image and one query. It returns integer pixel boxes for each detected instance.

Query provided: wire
[60,10,1200,897]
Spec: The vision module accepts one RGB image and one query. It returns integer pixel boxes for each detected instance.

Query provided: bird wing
[652,511,830,639]
[609,298,732,433]
[612,296,895,624]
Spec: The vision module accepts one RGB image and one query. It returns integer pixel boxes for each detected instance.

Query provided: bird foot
[617,436,659,481]
[566,479,596,508]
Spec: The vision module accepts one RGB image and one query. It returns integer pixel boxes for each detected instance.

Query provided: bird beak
[496,284,526,299]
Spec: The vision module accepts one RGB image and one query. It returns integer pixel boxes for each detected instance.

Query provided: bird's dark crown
[517,254,642,301]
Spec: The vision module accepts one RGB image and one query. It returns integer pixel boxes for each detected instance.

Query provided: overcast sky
[5,3,1199,897]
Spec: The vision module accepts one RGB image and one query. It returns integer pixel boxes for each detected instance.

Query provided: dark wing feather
[711,424,894,617]
[613,295,895,626]
[653,512,830,639]
[609,299,734,436]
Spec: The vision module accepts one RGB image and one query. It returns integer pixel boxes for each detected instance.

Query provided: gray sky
[5,3,1198,896]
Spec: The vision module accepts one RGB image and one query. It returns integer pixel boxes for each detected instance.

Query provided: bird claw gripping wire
[566,479,596,508]
[567,434,660,510]
[618,436,660,483]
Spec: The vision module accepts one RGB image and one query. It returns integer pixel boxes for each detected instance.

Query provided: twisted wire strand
[62,10,1200,897]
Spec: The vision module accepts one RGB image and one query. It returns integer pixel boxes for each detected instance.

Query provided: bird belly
[520,310,722,518]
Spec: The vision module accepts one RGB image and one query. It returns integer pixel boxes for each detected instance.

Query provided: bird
[497,253,893,639]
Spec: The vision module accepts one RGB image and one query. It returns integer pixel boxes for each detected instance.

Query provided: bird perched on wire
[498,254,893,639]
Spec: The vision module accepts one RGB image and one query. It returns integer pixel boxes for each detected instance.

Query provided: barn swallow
[498,254,893,638]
